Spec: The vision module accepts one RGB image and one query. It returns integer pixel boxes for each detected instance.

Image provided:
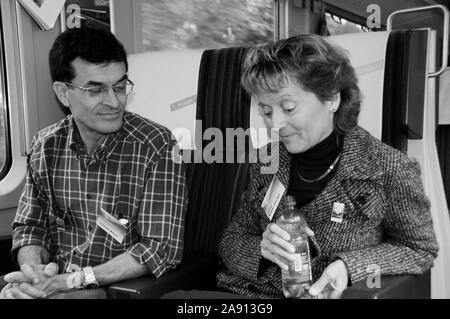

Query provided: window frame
[325,2,374,29]
[325,3,386,32]
[0,5,12,181]
[0,0,28,209]
[325,11,372,35]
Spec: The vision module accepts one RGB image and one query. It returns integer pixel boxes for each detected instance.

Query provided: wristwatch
[81,266,99,289]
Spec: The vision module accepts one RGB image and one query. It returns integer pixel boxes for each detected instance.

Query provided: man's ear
[52,82,71,108]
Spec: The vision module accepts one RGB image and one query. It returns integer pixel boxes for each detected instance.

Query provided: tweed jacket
[217,126,439,298]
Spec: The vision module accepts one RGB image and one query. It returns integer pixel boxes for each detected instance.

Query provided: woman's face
[255,80,339,154]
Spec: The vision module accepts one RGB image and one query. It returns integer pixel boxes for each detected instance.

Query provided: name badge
[97,208,127,243]
[261,176,286,221]
[331,202,345,223]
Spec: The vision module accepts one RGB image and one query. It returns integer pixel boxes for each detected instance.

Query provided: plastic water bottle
[276,195,313,298]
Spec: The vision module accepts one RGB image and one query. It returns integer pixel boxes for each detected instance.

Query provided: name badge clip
[331,202,345,223]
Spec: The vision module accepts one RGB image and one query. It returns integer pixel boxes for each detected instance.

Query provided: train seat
[251,30,450,298]
[126,49,203,150]
[107,30,449,298]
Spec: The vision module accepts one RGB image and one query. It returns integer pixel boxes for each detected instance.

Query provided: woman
[216,34,439,299]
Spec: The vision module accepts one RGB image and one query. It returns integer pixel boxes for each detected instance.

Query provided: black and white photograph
[0,0,449,307]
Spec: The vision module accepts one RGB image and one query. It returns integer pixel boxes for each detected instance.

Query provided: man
[0,27,187,299]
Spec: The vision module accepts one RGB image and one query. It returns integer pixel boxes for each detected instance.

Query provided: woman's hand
[260,223,314,270]
[308,259,349,299]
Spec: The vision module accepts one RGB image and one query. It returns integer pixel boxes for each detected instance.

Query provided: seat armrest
[107,253,218,299]
[342,270,431,299]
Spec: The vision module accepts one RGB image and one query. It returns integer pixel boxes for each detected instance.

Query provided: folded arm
[334,159,439,284]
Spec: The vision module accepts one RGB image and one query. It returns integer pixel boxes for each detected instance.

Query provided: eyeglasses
[64,79,134,99]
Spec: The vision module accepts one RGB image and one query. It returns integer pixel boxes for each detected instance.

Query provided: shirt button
[88,225,93,231]
[86,194,93,199]
[355,195,368,206]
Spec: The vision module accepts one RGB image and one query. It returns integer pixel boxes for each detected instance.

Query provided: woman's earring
[329,106,338,113]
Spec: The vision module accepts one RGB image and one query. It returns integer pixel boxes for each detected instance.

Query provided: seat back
[128,47,252,255]
[127,50,202,150]
[407,30,450,299]
[183,47,251,254]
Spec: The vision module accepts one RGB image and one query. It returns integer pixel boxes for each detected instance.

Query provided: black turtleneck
[288,131,343,208]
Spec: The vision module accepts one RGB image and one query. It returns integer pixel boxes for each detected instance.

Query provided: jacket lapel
[251,127,384,223]
[336,127,384,182]
[301,127,385,225]
[251,141,292,222]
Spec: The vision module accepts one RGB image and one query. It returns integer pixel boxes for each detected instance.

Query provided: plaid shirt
[12,112,187,278]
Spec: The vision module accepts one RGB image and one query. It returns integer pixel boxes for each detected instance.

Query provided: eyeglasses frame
[64,78,135,99]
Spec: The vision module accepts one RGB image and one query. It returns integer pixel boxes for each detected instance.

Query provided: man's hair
[49,27,128,82]
[241,34,361,134]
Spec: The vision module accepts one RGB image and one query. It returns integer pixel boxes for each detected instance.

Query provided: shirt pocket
[48,208,69,249]
[114,201,135,244]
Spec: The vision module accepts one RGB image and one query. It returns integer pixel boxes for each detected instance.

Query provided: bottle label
[292,251,310,277]
[293,254,302,272]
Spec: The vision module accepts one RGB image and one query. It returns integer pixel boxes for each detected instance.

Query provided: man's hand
[308,259,349,299]
[37,272,78,298]
[260,223,314,271]
[6,263,59,284]
[0,263,59,299]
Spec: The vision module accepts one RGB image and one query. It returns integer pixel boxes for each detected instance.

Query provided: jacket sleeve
[334,158,439,284]
[218,164,267,283]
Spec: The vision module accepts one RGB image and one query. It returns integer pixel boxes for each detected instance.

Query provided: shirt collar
[335,126,384,181]
[68,116,85,154]
[68,115,125,160]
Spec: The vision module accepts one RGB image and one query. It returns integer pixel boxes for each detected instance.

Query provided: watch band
[81,266,99,289]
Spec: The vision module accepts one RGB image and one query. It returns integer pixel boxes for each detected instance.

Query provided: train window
[326,12,370,35]
[139,0,274,52]
[0,10,11,181]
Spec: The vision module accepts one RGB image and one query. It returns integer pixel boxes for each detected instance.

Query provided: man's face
[65,58,128,139]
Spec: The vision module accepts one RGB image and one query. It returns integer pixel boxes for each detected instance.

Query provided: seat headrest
[127,50,204,149]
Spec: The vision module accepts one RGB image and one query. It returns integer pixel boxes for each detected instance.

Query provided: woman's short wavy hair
[241,34,361,134]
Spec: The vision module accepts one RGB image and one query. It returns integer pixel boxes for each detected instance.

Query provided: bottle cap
[283,195,296,206]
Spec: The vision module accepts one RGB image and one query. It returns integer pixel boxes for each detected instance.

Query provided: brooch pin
[331,202,345,223]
